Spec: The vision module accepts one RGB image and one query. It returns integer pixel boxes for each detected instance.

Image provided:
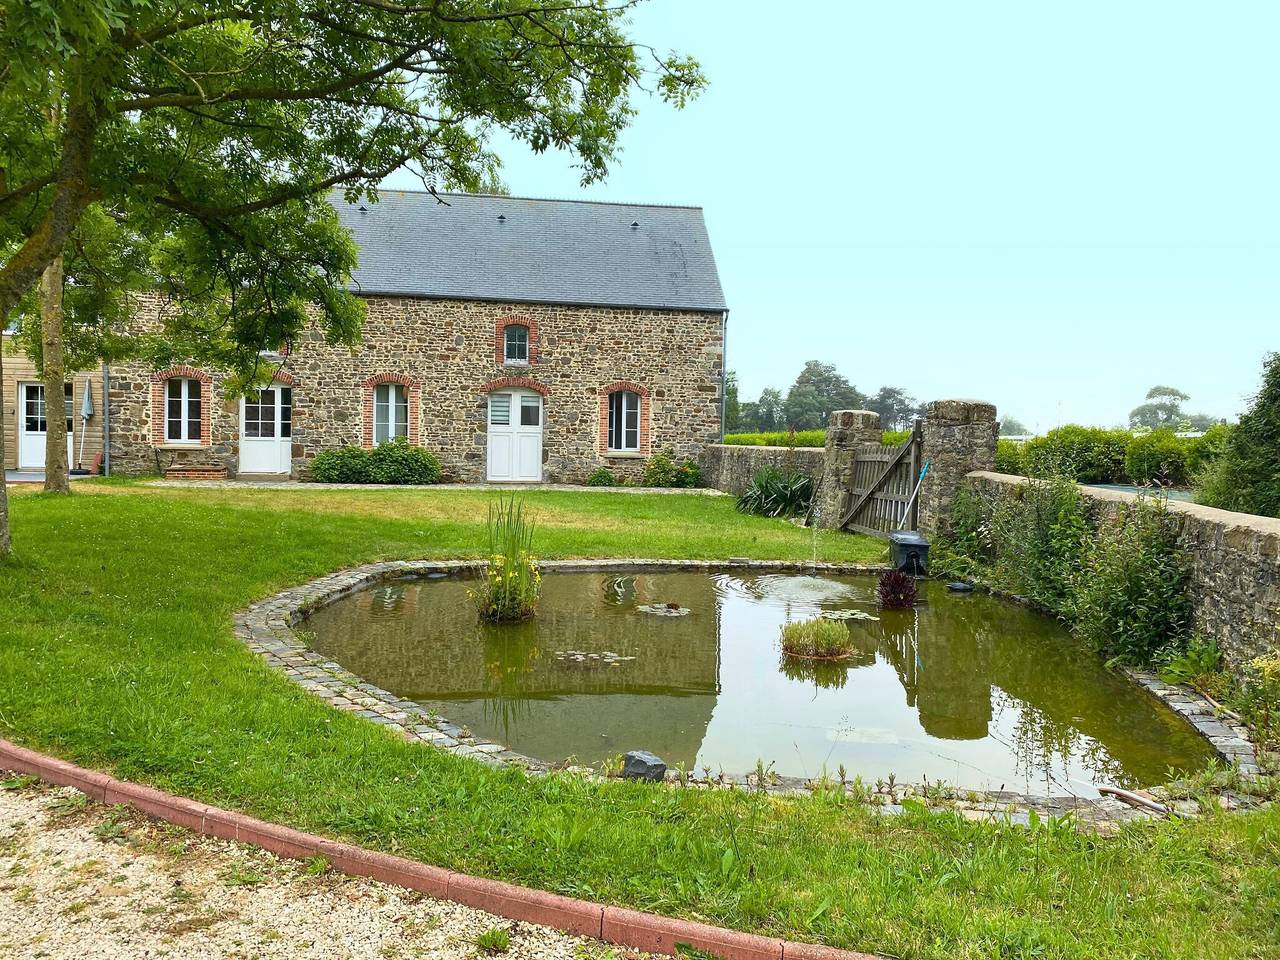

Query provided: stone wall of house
[965,471,1280,668]
[2,334,105,473]
[698,443,824,496]
[107,293,724,480]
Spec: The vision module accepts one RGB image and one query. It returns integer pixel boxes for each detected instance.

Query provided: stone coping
[0,738,883,960]
[234,559,1272,831]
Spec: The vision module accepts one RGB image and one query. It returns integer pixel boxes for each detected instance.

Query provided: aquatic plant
[779,616,853,660]
[877,570,917,609]
[470,496,541,622]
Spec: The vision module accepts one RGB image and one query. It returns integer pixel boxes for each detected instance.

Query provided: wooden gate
[839,421,923,537]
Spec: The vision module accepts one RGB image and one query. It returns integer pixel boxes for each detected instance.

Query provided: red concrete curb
[0,739,881,960]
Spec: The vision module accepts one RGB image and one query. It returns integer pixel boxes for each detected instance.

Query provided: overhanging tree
[0,0,703,342]
[0,0,704,554]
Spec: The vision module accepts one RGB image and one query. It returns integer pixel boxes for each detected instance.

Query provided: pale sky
[384,0,1278,432]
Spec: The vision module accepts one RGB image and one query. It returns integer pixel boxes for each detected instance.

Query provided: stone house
[107,190,728,482]
[1,329,105,474]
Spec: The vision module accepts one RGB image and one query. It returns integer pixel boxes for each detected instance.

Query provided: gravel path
[0,773,637,960]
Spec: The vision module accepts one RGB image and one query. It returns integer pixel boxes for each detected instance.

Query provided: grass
[1,482,1279,960]
[779,617,854,659]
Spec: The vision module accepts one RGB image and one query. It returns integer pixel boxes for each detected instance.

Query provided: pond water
[305,570,1215,797]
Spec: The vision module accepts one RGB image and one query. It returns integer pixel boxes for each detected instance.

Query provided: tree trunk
[0,99,98,323]
[0,318,11,557]
[41,255,71,494]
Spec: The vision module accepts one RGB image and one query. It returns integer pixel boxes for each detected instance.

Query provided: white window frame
[504,324,529,364]
[165,377,203,443]
[373,382,409,444]
[607,390,641,452]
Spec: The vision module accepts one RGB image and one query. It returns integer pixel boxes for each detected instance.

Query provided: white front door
[486,390,543,482]
[17,382,73,471]
[238,385,293,474]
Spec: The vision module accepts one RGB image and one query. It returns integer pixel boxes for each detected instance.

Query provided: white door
[238,385,293,474]
[17,382,73,471]
[486,390,543,481]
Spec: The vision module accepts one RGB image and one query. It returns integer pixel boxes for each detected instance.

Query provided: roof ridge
[349,187,704,212]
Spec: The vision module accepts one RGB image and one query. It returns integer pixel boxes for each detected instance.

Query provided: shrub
[780,617,853,659]
[880,429,911,446]
[736,465,814,518]
[587,467,618,487]
[723,430,826,448]
[1237,652,1280,746]
[995,438,1025,475]
[310,446,372,483]
[367,437,442,484]
[642,452,700,488]
[988,475,1088,613]
[1195,353,1280,518]
[877,570,917,609]
[1159,636,1223,687]
[1184,422,1233,477]
[1124,429,1188,486]
[933,482,988,579]
[1022,425,1130,483]
[1068,496,1192,664]
[470,496,541,622]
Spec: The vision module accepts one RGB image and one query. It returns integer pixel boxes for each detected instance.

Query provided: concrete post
[919,399,998,537]
[814,410,882,528]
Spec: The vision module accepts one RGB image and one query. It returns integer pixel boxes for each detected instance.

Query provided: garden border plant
[237,556,1267,828]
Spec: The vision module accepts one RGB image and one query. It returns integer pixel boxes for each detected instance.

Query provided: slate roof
[330,190,726,312]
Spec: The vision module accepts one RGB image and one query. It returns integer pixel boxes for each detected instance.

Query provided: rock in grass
[622,750,668,782]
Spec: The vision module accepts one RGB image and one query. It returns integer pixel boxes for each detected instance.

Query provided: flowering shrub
[470,496,541,622]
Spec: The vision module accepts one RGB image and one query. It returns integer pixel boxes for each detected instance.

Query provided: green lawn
[2,484,1278,960]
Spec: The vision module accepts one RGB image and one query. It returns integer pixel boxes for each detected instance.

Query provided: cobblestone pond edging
[234,559,1272,832]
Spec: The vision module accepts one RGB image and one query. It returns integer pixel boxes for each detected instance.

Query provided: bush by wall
[723,429,912,448]
[1124,429,1188,486]
[736,464,814,518]
[586,467,618,487]
[1195,353,1280,518]
[642,452,701,488]
[938,476,1193,667]
[723,430,826,448]
[311,446,373,483]
[995,438,1025,475]
[1022,426,1131,483]
[310,439,442,485]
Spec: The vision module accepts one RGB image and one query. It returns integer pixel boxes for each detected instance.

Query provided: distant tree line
[725,361,924,433]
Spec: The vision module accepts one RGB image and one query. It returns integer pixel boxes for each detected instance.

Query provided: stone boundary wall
[234,558,1267,828]
[698,444,824,497]
[966,471,1280,668]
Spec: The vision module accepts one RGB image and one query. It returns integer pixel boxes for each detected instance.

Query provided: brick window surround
[361,373,421,449]
[479,376,551,397]
[494,316,538,365]
[150,366,212,447]
[599,381,651,455]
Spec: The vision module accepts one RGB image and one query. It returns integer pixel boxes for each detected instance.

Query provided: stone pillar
[814,410,882,528]
[919,399,998,537]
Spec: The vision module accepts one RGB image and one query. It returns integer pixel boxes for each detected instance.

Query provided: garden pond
[306,570,1215,797]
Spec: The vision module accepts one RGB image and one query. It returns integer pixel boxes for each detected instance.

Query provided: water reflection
[305,571,1214,796]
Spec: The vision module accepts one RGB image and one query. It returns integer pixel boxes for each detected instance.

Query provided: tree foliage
[1196,353,1280,518]
[0,0,704,371]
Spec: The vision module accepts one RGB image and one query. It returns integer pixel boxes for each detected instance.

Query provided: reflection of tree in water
[481,623,542,741]
[995,692,1131,791]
